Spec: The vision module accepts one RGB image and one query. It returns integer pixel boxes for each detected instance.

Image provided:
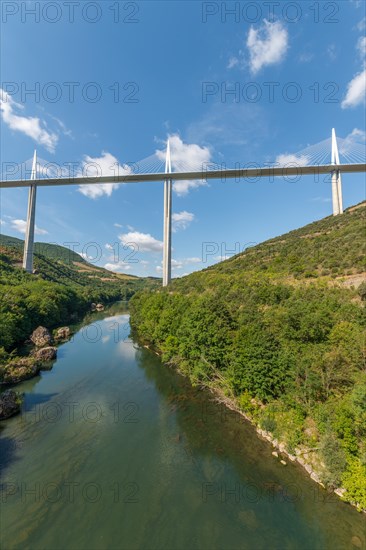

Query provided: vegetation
[0,235,158,367]
[130,202,366,510]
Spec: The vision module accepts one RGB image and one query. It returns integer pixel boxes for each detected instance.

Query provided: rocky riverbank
[0,325,71,419]
[0,302,109,420]
[207,384,365,514]
[140,341,365,514]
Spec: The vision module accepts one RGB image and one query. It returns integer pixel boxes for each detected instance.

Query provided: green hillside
[0,234,88,265]
[130,202,366,510]
[0,235,158,354]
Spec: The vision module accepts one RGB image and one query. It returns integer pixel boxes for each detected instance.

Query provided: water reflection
[0,305,364,550]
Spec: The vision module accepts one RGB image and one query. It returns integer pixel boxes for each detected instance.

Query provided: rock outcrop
[34,346,57,363]
[30,326,52,347]
[1,357,40,384]
[0,389,22,419]
[54,327,71,341]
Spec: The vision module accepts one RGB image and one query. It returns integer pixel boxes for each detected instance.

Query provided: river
[0,304,365,550]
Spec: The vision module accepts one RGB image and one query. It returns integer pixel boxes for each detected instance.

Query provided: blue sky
[1,0,365,277]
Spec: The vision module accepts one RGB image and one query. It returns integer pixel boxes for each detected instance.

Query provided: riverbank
[0,300,126,418]
[2,308,364,550]
[139,338,366,514]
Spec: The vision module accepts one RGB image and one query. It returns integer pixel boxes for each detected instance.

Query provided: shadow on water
[0,427,19,483]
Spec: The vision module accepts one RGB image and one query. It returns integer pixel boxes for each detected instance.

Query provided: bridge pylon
[331,128,343,215]
[22,150,38,272]
[163,140,172,286]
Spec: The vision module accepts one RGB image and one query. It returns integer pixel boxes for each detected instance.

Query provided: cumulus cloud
[275,154,309,166]
[156,135,211,196]
[11,219,48,235]
[0,89,58,152]
[104,261,132,272]
[156,256,202,274]
[341,68,366,108]
[119,231,163,253]
[247,20,288,74]
[172,211,195,232]
[173,179,208,196]
[78,152,132,199]
[341,35,366,109]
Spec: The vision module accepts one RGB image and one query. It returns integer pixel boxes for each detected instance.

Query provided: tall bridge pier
[163,140,172,287]
[331,128,343,216]
[22,150,38,273]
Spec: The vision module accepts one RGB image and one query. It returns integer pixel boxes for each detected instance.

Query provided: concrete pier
[22,150,37,272]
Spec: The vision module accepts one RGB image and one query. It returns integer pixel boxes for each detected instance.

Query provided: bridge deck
[0,163,365,188]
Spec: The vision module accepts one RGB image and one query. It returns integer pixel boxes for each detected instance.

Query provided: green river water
[0,303,365,550]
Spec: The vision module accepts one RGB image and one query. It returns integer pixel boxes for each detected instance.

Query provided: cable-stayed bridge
[1,129,365,285]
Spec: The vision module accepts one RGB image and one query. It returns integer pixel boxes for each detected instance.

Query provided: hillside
[0,236,158,354]
[130,202,366,510]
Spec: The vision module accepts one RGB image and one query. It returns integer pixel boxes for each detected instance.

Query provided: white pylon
[22,150,37,272]
[163,140,172,287]
[331,128,343,215]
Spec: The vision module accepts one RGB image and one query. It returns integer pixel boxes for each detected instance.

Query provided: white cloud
[119,231,163,253]
[341,68,366,108]
[156,135,211,196]
[227,56,239,69]
[156,256,202,274]
[341,34,366,109]
[172,211,195,232]
[114,223,123,228]
[339,128,366,155]
[105,243,113,250]
[357,36,366,58]
[78,152,132,199]
[11,219,48,235]
[343,128,366,143]
[173,179,208,196]
[185,257,202,264]
[0,89,58,152]
[79,252,94,261]
[357,17,366,31]
[104,261,131,272]
[246,20,288,74]
[0,219,6,225]
[275,154,309,166]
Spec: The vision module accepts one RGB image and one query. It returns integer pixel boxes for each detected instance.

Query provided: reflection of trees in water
[133,343,278,486]
[132,340,366,547]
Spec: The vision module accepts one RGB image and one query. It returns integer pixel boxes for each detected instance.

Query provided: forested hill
[130,202,366,510]
[172,200,365,292]
[0,236,158,353]
[0,234,89,265]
